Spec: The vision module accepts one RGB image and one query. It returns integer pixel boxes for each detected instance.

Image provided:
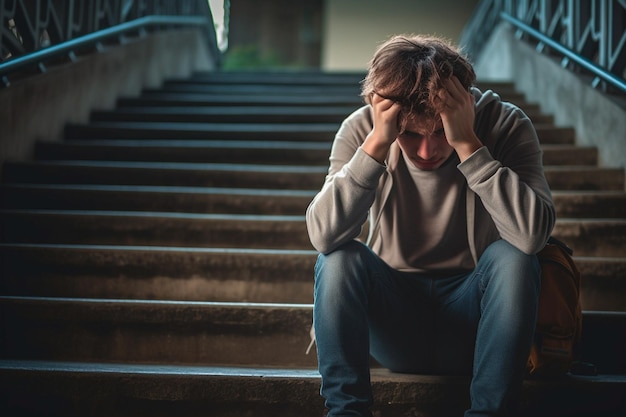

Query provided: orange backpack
[527,237,584,377]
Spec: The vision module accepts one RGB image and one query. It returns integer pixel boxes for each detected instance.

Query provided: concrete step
[116,93,365,108]
[2,210,623,255]
[541,144,598,165]
[91,105,359,124]
[186,70,368,85]
[1,161,328,189]
[149,82,529,107]
[35,139,333,165]
[0,296,624,373]
[0,183,315,215]
[179,73,518,99]
[543,166,625,191]
[34,140,595,166]
[0,210,312,249]
[3,161,623,190]
[0,296,316,367]
[91,104,554,124]
[151,82,363,96]
[0,244,316,303]
[1,244,623,309]
[1,361,624,417]
[552,191,626,218]
[577,256,626,311]
[4,184,624,218]
[64,121,341,141]
[553,219,626,257]
[115,93,544,114]
[533,124,576,144]
[63,120,568,143]
[133,72,538,119]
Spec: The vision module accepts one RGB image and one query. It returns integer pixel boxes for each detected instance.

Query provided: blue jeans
[313,239,541,417]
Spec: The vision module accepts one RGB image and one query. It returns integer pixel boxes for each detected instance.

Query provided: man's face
[396,115,455,171]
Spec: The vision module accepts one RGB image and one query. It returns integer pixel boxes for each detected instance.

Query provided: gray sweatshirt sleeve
[306,108,386,254]
[458,108,555,254]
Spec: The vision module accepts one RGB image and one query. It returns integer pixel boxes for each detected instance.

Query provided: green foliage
[221,44,306,70]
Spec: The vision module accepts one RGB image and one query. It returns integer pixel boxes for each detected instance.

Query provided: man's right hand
[361,93,402,164]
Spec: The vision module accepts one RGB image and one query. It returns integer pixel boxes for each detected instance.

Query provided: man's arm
[305,106,389,254]
[360,93,402,163]
[438,77,483,161]
[453,96,555,254]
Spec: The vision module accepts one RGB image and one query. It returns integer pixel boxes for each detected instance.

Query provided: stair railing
[460,0,626,94]
[0,0,221,87]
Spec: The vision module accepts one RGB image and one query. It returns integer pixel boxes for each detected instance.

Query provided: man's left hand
[439,76,483,162]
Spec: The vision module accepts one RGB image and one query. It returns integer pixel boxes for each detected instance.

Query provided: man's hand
[361,93,402,164]
[439,77,483,162]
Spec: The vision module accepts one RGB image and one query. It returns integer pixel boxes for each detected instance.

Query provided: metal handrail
[459,0,626,95]
[500,12,626,94]
[0,15,210,82]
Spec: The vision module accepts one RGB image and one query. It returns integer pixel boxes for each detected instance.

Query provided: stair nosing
[0,209,305,222]
[0,183,318,196]
[5,210,624,224]
[0,295,313,309]
[12,160,328,173]
[41,139,332,150]
[0,295,622,320]
[2,359,625,383]
[0,242,316,255]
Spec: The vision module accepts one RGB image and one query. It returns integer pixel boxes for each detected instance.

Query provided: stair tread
[42,139,593,152]
[73,121,342,130]
[2,359,625,383]
[3,209,625,225]
[69,120,559,133]
[0,242,316,254]
[0,297,623,370]
[0,208,305,221]
[185,71,367,84]
[5,183,624,197]
[3,241,623,276]
[0,182,318,196]
[96,104,548,121]
[148,85,361,94]
[6,159,328,172]
[99,105,361,114]
[0,295,313,309]
[8,159,622,172]
[3,294,624,313]
[1,242,622,307]
[37,140,595,166]
[40,138,333,149]
[118,94,363,105]
[4,160,622,191]
[1,360,623,417]
[0,183,315,214]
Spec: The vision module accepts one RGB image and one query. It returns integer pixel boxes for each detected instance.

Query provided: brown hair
[361,34,476,130]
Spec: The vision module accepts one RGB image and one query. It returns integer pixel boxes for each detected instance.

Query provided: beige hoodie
[306,88,556,267]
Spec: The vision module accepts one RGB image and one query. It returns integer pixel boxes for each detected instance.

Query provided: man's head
[361,34,476,132]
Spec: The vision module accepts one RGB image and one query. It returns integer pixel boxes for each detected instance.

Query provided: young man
[306,34,555,417]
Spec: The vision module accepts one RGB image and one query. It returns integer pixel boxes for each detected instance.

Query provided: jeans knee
[314,240,375,300]
[478,240,541,298]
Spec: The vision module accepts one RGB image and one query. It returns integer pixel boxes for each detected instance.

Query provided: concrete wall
[322,0,479,70]
[0,28,215,165]
[475,23,626,169]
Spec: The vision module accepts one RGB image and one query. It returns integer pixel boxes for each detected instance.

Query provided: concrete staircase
[1,71,625,417]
